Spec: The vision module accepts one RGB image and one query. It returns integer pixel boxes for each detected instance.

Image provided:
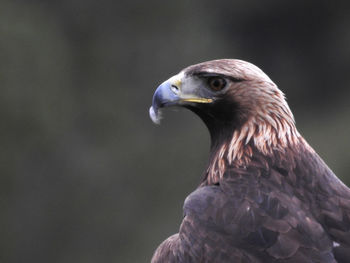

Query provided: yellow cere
[173,79,182,88]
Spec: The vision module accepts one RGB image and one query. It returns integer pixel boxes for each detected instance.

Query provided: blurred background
[1,0,350,262]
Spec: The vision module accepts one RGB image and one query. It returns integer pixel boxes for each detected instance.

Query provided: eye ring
[208,77,226,92]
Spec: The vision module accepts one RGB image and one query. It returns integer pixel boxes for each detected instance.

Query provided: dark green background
[2,0,350,262]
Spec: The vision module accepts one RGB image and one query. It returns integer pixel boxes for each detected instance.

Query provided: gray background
[1,0,350,262]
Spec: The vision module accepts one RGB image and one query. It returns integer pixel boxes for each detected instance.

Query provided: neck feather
[204,110,311,185]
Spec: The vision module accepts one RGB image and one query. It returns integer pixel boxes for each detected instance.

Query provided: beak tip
[149,106,161,124]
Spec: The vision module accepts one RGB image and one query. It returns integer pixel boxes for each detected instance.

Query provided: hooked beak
[149,73,213,124]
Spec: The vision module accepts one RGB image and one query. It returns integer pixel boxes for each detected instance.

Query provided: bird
[149,59,350,262]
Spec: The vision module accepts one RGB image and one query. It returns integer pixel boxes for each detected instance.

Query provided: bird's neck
[202,114,310,185]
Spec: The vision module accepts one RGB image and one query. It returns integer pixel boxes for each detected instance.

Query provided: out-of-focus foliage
[1,0,349,262]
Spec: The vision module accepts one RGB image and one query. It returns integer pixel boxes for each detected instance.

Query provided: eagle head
[150,59,304,184]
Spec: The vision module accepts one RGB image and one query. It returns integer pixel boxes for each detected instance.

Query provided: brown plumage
[149,59,350,262]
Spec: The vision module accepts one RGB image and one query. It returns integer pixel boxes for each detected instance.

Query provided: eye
[208,77,226,92]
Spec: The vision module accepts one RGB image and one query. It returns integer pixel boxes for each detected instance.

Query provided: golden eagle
[149,59,350,262]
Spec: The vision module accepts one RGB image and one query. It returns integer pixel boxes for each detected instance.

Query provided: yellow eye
[208,77,226,91]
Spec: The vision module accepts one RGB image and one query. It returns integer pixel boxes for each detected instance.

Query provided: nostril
[171,85,179,93]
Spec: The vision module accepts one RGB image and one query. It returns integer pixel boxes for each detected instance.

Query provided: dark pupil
[213,80,220,87]
[209,77,225,91]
